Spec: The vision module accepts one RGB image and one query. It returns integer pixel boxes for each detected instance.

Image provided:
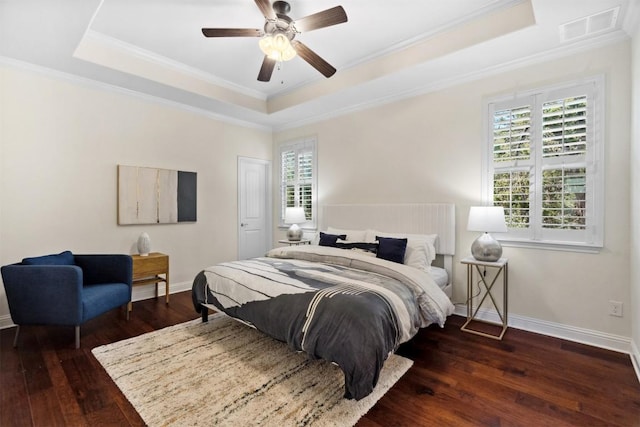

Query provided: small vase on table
[137,232,151,256]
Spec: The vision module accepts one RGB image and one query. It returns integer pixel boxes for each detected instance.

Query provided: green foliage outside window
[493,171,530,228]
[542,168,586,229]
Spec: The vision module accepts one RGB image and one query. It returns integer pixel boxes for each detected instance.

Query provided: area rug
[92,313,412,426]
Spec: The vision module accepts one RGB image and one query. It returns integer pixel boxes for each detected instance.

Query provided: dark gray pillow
[319,232,347,247]
[376,236,407,264]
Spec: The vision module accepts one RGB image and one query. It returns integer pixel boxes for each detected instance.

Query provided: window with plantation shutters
[278,137,317,228]
[485,77,603,250]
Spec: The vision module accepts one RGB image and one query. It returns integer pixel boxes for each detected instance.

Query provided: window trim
[481,75,605,252]
[277,136,318,230]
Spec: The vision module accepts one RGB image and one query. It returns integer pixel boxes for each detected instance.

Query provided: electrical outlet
[609,300,623,317]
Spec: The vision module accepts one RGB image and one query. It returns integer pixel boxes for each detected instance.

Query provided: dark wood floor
[2,291,639,426]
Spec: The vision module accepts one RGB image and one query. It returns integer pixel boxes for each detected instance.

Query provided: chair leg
[75,326,80,349]
[13,325,20,348]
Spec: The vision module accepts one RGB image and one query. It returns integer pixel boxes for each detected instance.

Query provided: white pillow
[326,227,367,242]
[365,229,437,272]
[308,231,320,245]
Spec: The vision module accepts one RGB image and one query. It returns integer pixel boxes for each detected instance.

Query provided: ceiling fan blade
[257,56,277,82]
[294,6,348,32]
[291,41,336,78]
[202,28,262,37]
[255,0,277,20]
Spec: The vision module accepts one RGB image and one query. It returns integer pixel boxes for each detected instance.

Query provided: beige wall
[275,41,632,337]
[0,65,272,322]
[0,40,634,344]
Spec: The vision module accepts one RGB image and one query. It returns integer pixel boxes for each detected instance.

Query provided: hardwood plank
[27,389,67,427]
[0,328,32,427]
[1,291,639,427]
[38,340,86,425]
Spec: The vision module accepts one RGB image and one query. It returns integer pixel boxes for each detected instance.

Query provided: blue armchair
[1,251,133,348]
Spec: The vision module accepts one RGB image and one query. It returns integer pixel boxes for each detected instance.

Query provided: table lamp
[467,206,507,262]
[284,207,306,241]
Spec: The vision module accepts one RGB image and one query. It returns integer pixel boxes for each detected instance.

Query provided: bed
[191,204,456,400]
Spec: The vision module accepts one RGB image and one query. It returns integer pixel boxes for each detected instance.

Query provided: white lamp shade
[467,206,508,233]
[284,207,306,224]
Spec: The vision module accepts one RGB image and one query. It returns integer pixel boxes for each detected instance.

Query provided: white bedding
[429,266,449,289]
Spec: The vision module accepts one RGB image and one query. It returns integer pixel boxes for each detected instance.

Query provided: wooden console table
[129,252,169,311]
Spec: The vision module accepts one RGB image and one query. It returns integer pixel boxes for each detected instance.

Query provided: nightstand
[278,239,311,246]
[129,252,169,311]
[460,256,508,340]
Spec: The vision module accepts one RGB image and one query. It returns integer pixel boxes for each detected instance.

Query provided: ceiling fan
[202,0,348,82]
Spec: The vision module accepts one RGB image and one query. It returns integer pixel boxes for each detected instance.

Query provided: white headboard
[320,203,456,255]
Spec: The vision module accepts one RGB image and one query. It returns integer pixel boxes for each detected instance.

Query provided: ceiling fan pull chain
[277,62,285,85]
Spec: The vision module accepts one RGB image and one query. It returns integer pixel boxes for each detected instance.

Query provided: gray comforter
[192,245,454,400]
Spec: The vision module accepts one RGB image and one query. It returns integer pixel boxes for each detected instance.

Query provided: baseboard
[0,281,194,331]
[631,340,640,383]
[454,304,632,354]
[0,314,14,330]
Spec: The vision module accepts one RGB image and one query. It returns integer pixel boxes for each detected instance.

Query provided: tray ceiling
[0,0,636,130]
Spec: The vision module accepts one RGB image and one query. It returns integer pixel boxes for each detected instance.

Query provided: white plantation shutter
[491,101,533,231]
[493,105,531,162]
[542,96,588,158]
[541,167,586,230]
[486,78,603,249]
[279,137,317,228]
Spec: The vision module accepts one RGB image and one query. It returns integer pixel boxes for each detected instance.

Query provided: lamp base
[287,224,303,241]
[471,233,502,262]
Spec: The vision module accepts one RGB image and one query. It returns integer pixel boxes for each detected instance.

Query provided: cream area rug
[92,313,413,427]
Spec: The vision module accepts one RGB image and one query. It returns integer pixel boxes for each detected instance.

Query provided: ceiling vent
[560,7,619,42]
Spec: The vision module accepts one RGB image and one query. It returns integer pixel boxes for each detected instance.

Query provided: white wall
[0,64,272,324]
[630,22,640,369]
[275,41,632,340]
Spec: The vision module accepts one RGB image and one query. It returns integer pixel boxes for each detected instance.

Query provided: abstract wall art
[118,165,197,225]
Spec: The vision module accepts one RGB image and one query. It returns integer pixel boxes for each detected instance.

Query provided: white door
[238,157,272,260]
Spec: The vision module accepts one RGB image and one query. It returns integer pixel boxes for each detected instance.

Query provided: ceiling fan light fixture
[259,33,297,62]
[202,1,347,82]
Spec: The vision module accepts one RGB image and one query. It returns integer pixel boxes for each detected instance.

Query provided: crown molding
[82,30,268,102]
[271,0,528,99]
[274,30,629,132]
[1,26,630,134]
[0,56,271,132]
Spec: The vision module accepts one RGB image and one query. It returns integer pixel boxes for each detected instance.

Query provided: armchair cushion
[22,250,74,266]
[82,283,131,322]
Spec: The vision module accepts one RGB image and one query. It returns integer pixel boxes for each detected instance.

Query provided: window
[485,77,604,250]
[278,137,317,229]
